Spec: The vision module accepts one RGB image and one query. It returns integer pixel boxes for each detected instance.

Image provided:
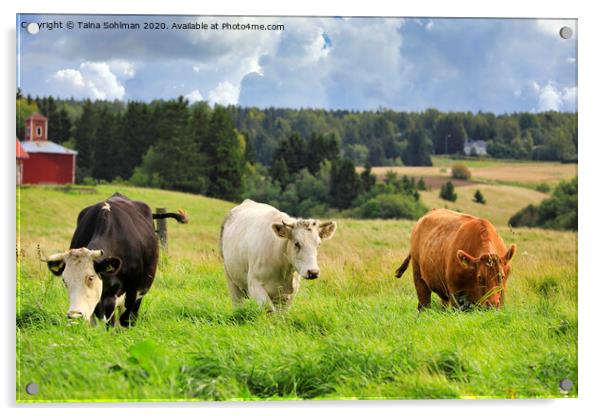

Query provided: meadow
[370,157,577,189]
[16,182,577,402]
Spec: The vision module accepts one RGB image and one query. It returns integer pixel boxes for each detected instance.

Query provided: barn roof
[21,140,78,155]
[26,112,48,121]
[16,139,29,159]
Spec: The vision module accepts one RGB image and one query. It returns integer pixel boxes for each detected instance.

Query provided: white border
[3,1,600,415]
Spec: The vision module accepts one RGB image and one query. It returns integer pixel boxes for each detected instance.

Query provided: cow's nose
[67,310,84,320]
[306,269,320,279]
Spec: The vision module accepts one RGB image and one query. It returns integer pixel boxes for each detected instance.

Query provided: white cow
[220,199,337,311]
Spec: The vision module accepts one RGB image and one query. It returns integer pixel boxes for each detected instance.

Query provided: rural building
[18,113,77,185]
[16,139,29,185]
[463,139,488,156]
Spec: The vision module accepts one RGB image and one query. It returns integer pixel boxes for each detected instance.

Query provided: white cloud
[239,17,406,109]
[50,61,126,100]
[561,86,577,110]
[108,60,135,79]
[538,84,563,111]
[184,89,204,104]
[208,81,239,106]
[534,82,577,111]
[52,69,85,88]
[425,20,434,30]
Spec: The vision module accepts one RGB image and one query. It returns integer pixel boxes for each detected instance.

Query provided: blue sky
[17,15,577,113]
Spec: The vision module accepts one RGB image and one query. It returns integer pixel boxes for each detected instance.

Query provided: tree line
[15,92,577,222]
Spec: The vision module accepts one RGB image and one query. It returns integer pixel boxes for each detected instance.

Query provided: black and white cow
[40,193,187,326]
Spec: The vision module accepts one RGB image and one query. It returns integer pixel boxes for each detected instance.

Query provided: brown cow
[395,208,516,310]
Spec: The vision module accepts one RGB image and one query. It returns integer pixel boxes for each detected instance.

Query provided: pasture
[16,184,577,402]
[369,158,577,189]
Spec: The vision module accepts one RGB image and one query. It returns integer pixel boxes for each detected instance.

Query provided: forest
[16,92,578,222]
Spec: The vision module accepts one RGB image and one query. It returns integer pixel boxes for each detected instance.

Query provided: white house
[464,139,488,156]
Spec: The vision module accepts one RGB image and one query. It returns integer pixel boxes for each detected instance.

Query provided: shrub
[536,182,551,193]
[440,181,457,202]
[473,189,486,204]
[353,194,427,220]
[451,164,471,180]
[509,177,577,230]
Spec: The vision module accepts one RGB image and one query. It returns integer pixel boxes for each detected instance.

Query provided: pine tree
[92,108,118,181]
[440,181,457,202]
[270,157,290,188]
[306,133,340,174]
[402,126,433,166]
[74,100,98,180]
[417,177,427,190]
[473,189,486,204]
[272,133,307,175]
[205,106,246,201]
[360,163,376,193]
[120,101,152,180]
[330,158,360,209]
[190,102,212,152]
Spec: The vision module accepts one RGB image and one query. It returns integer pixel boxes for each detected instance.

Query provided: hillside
[17,185,577,401]
[369,159,576,189]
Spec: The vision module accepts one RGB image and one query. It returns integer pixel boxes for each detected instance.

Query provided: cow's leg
[412,261,431,311]
[247,275,275,312]
[119,293,142,327]
[225,274,246,306]
[101,297,117,327]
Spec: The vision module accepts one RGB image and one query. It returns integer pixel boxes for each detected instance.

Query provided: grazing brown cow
[395,208,516,310]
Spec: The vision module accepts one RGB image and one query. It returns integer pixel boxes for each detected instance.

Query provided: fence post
[156,207,168,252]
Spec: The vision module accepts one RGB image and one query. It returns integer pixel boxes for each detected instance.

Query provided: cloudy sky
[17,15,577,113]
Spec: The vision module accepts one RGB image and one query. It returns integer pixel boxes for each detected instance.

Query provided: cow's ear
[503,244,516,264]
[94,257,122,275]
[319,221,337,240]
[47,260,65,276]
[457,250,478,269]
[272,223,292,239]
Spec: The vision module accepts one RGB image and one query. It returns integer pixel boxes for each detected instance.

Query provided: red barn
[16,139,29,185]
[19,113,77,185]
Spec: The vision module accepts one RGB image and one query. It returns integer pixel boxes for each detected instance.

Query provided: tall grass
[16,185,577,401]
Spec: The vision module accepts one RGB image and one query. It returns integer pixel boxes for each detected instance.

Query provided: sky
[17,15,577,113]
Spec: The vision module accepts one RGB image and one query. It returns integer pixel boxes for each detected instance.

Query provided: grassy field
[16,185,577,402]
[369,157,577,189]
[420,184,548,227]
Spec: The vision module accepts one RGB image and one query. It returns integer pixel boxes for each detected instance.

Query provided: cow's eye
[85,275,96,286]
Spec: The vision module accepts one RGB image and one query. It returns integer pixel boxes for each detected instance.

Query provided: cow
[220,199,337,312]
[39,193,188,326]
[394,208,516,310]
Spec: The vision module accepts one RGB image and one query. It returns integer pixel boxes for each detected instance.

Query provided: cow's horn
[88,249,104,259]
[38,245,68,262]
[282,219,294,228]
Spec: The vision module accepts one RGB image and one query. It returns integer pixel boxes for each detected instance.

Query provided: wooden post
[156,207,168,252]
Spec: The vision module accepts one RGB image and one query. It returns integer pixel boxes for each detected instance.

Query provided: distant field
[17,185,577,402]
[420,184,548,227]
[367,159,577,189]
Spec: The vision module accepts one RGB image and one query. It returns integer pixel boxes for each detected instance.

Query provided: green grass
[16,185,577,402]
[420,184,548,227]
[430,156,528,168]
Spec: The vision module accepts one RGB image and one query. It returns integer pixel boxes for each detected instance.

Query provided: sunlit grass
[17,185,577,402]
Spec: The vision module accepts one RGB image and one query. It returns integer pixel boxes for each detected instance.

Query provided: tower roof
[26,112,48,121]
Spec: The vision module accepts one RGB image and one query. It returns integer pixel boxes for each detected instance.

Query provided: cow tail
[395,254,411,278]
[153,209,189,224]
